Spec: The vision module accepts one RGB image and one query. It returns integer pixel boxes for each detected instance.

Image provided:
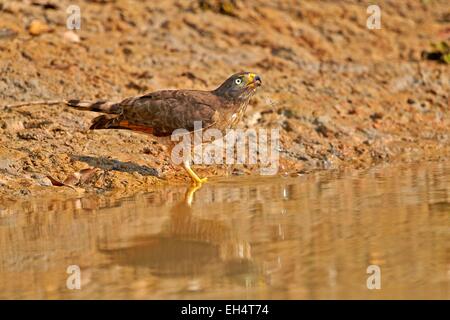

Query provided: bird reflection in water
[98,183,268,287]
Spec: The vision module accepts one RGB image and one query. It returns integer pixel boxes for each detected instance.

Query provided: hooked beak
[246,73,262,88]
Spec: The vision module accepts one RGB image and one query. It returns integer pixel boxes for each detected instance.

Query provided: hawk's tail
[68,100,123,130]
[66,100,122,114]
[89,114,122,130]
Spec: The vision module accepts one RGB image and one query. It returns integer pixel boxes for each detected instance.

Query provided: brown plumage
[5,72,262,184]
[68,72,261,138]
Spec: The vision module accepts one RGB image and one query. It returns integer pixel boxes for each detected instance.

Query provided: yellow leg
[183,160,208,185]
[184,183,203,206]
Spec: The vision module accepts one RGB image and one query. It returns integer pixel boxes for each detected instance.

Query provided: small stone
[28,20,52,36]
[63,30,80,42]
[6,120,25,131]
[0,28,18,40]
[31,174,53,187]
[370,112,383,122]
[0,159,14,172]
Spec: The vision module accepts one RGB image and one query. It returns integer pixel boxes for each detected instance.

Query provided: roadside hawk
[5,72,262,184]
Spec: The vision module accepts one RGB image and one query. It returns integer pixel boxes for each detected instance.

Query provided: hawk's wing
[118,90,222,136]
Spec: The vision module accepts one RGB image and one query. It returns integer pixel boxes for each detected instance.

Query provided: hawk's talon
[195,177,208,185]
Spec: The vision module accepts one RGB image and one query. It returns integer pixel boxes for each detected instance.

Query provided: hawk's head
[213,72,262,101]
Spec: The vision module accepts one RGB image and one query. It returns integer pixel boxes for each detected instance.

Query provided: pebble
[31,174,53,187]
[0,28,18,40]
[28,20,51,36]
[63,30,80,43]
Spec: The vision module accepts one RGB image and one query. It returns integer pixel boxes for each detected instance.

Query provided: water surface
[0,163,449,299]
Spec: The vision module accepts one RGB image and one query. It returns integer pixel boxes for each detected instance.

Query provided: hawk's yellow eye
[235,78,242,85]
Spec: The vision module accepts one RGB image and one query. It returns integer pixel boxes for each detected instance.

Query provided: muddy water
[0,163,449,299]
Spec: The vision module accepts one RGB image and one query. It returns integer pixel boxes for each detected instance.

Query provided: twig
[2,100,68,109]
